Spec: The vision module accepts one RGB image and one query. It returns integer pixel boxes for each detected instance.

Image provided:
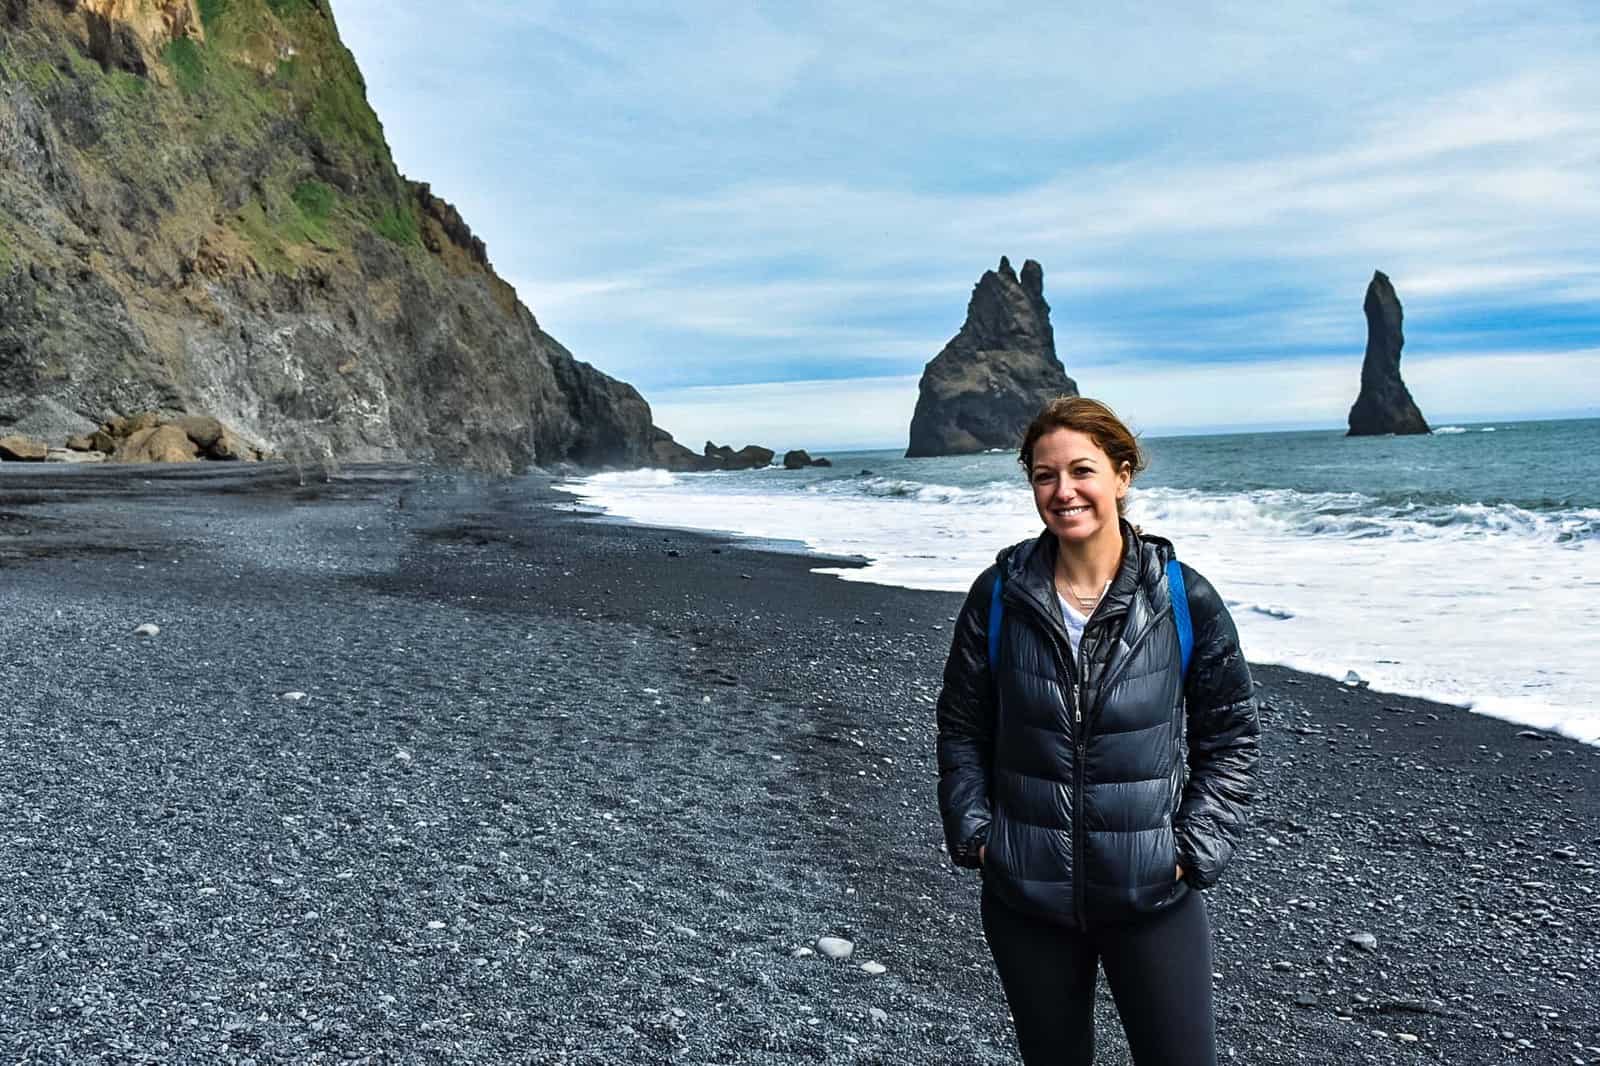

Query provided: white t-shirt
[1057,593,1089,661]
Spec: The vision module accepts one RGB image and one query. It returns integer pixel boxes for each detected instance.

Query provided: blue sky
[336,2,1600,450]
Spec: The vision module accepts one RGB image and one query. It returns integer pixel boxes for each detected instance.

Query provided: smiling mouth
[1053,505,1091,517]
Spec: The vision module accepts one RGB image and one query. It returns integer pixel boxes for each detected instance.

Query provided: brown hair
[1018,397,1146,515]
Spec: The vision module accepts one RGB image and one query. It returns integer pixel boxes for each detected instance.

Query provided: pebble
[816,936,854,961]
[869,1008,888,1024]
[133,623,160,637]
[860,961,886,975]
[1345,931,1378,952]
[1272,961,1294,972]
[790,947,814,959]
[280,691,308,702]
[1293,992,1319,1007]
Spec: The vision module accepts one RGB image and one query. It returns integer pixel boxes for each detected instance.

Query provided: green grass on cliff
[4,0,440,271]
[372,202,420,247]
[162,38,206,95]
[197,0,229,29]
[291,180,336,228]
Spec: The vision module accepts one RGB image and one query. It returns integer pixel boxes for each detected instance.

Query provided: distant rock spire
[905,257,1078,458]
[1347,270,1430,436]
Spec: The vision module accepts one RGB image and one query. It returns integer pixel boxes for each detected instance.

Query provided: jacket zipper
[1072,637,1087,927]
[1005,583,1114,929]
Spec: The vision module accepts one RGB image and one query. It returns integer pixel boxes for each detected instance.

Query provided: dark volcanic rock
[782,449,831,470]
[1347,271,1430,436]
[906,256,1078,458]
[0,0,665,474]
[649,427,710,471]
[721,444,775,471]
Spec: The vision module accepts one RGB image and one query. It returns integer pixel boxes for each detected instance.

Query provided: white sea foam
[1434,426,1468,434]
[558,461,1600,746]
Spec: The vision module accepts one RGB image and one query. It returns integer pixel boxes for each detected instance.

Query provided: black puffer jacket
[935,522,1260,927]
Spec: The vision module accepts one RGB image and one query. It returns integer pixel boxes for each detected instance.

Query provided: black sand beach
[1,464,1596,1065]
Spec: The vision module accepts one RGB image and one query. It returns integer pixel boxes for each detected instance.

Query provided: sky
[335,2,1600,450]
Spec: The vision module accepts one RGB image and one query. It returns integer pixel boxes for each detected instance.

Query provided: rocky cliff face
[0,0,660,471]
[905,257,1077,458]
[1347,271,1429,437]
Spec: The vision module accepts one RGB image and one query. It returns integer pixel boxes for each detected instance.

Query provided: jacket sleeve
[935,567,999,870]
[1173,563,1260,890]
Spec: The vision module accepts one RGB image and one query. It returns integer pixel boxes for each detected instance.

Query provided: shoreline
[2,463,1595,1064]
[556,471,1600,749]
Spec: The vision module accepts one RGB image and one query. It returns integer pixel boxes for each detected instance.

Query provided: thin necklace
[1062,575,1110,613]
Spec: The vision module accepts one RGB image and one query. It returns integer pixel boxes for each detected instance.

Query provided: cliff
[0,0,660,471]
[905,256,1078,458]
[1347,270,1430,437]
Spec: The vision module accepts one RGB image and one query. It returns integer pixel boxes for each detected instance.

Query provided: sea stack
[1347,271,1430,436]
[905,257,1078,458]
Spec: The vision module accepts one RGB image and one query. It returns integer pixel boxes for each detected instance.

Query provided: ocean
[559,417,1600,745]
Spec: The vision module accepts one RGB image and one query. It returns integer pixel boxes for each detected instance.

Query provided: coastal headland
[1,465,1595,1064]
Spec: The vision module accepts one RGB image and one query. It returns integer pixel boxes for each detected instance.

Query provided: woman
[935,397,1260,1065]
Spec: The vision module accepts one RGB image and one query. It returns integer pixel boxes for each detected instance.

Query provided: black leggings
[981,886,1216,1065]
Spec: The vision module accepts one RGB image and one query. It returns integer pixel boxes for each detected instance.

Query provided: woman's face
[1028,428,1131,544]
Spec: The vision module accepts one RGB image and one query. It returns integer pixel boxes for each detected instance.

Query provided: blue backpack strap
[987,572,1004,672]
[1166,557,1194,676]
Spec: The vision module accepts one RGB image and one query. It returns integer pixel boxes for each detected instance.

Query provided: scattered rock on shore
[0,434,49,461]
[7,410,273,465]
[816,936,854,960]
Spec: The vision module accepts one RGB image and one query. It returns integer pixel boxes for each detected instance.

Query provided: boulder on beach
[73,410,271,462]
[1347,271,1430,436]
[0,434,50,461]
[46,447,107,463]
[114,424,200,463]
[906,256,1078,458]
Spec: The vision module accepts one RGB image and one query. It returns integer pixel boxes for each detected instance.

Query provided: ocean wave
[580,468,681,487]
[1434,426,1468,434]
[808,476,1021,508]
[1130,487,1598,545]
[795,472,1599,545]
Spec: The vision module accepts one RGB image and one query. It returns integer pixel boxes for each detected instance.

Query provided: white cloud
[334,3,1600,429]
